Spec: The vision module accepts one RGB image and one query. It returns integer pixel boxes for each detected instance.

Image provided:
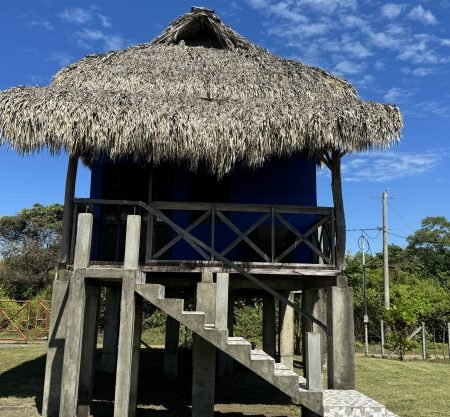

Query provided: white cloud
[374,60,386,70]
[269,1,308,23]
[413,102,450,118]
[76,29,127,51]
[27,20,53,31]
[334,60,364,75]
[97,14,112,28]
[397,37,444,64]
[402,66,435,76]
[298,0,357,13]
[342,40,373,58]
[407,5,437,25]
[342,151,445,183]
[440,39,450,46]
[48,52,74,67]
[58,8,92,24]
[381,4,404,19]
[384,87,412,102]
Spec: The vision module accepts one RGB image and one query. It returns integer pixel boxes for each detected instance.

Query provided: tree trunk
[60,154,79,264]
[330,151,346,270]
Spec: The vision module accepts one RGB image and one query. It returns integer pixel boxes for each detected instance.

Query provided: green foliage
[406,216,450,289]
[234,298,263,342]
[347,216,450,348]
[0,204,63,299]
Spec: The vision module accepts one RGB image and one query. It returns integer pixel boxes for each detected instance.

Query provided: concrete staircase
[136,283,323,414]
[136,282,400,417]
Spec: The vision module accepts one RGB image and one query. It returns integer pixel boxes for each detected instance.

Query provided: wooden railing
[72,199,336,266]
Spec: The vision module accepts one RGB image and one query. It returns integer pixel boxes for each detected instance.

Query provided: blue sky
[0,1,449,254]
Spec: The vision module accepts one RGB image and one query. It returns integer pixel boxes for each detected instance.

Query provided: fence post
[448,323,450,360]
[421,321,427,360]
[380,320,385,358]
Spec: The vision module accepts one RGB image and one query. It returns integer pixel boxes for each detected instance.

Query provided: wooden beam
[330,150,346,269]
[60,154,79,264]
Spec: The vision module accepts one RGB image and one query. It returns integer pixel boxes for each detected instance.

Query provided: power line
[388,201,415,233]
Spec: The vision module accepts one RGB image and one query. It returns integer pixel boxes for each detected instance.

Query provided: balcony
[70,199,338,276]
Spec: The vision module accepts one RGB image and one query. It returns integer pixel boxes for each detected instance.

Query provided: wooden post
[329,150,346,270]
[145,167,154,262]
[60,154,79,264]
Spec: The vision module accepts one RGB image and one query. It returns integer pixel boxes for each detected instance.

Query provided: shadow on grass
[0,352,46,411]
[0,347,294,416]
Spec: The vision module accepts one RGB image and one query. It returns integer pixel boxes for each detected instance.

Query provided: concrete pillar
[192,335,216,417]
[263,293,276,358]
[77,284,100,417]
[101,286,121,373]
[124,215,141,270]
[114,273,143,417]
[196,272,216,324]
[215,273,229,330]
[327,286,355,389]
[303,289,327,368]
[163,316,180,377]
[42,271,70,417]
[279,291,294,370]
[305,332,322,391]
[192,272,217,417]
[59,271,86,417]
[215,273,232,378]
[59,213,93,417]
[114,215,143,417]
[218,288,234,378]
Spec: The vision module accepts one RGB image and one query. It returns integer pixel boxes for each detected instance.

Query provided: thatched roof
[0,7,402,176]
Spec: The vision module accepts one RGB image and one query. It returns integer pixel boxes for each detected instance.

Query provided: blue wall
[90,154,318,263]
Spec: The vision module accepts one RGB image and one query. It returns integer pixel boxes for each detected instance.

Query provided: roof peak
[151,7,254,50]
[191,6,215,14]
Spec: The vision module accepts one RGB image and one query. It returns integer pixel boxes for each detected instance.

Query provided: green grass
[356,356,450,417]
[0,345,449,416]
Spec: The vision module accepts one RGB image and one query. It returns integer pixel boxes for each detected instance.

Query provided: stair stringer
[136,283,324,416]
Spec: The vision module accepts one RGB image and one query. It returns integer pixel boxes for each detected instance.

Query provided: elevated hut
[0,7,402,417]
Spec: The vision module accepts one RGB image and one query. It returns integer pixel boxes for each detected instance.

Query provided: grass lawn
[0,345,449,416]
[355,356,450,417]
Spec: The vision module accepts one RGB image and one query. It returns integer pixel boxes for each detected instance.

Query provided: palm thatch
[0,7,402,176]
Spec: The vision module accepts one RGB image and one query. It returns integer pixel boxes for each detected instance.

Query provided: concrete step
[135,284,322,414]
[135,283,165,300]
[323,390,393,417]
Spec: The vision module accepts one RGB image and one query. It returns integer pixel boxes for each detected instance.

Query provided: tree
[406,216,450,289]
[0,204,63,299]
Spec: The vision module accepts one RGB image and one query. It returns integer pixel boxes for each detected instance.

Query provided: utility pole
[361,233,369,356]
[382,190,390,309]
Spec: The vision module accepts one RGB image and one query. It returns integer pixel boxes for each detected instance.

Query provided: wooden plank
[74,198,334,216]
[139,260,339,276]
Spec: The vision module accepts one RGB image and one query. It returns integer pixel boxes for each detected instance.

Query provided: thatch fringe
[0,8,403,176]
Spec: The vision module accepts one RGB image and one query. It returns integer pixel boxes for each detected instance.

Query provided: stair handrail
[74,198,330,338]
